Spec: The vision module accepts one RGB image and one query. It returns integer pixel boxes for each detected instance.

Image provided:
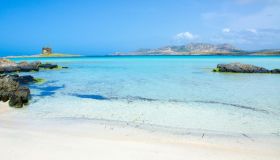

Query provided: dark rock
[216,63,270,73]
[1,59,64,73]
[17,75,35,84]
[0,75,20,92]
[0,66,20,73]
[271,69,280,73]
[0,59,20,73]
[32,61,42,66]
[5,74,35,84]
[9,86,30,108]
[0,75,30,108]
[0,91,10,102]
[39,63,58,69]
[17,61,40,72]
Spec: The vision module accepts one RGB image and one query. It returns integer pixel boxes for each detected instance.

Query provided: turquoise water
[8,56,280,135]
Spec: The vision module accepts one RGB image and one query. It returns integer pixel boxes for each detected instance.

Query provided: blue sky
[0,0,280,55]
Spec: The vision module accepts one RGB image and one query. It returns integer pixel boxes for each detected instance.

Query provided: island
[4,47,81,58]
[114,43,280,56]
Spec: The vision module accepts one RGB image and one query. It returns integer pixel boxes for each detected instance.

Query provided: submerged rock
[214,63,279,73]
[39,63,58,69]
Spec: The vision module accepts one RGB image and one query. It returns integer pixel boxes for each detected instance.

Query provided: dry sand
[0,102,10,114]
[0,109,279,160]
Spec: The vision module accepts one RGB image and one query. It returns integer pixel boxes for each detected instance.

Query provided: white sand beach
[0,111,279,160]
[0,102,10,114]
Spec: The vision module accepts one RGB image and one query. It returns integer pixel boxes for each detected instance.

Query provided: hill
[115,43,280,56]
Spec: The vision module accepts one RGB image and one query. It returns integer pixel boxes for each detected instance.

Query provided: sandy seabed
[0,103,279,160]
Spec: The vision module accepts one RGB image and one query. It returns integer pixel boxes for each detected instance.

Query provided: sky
[0,0,280,55]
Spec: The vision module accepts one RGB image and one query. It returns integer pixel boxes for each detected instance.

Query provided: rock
[0,59,19,73]
[4,74,35,84]
[216,63,270,73]
[0,59,61,73]
[18,75,35,84]
[0,75,19,92]
[9,86,30,108]
[17,61,40,72]
[11,74,35,84]
[0,59,17,66]
[0,93,10,102]
[39,63,58,69]
[271,69,280,73]
[0,75,30,108]
[0,66,20,73]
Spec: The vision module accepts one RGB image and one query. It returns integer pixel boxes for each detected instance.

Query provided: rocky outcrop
[271,69,280,73]
[0,75,30,108]
[0,59,41,73]
[39,63,58,69]
[0,59,62,73]
[214,63,280,73]
[8,74,36,84]
[0,59,68,108]
[18,61,41,72]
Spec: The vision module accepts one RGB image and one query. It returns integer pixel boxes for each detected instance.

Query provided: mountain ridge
[115,43,280,55]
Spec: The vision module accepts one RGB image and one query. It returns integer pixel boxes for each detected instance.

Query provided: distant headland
[114,43,280,56]
[4,47,81,58]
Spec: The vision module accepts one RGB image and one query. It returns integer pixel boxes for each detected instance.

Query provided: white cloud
[247,28,257,33]
[174,32,198,40]
[201,0,280,49]
[222,28,231,33]
[211,28,280,50]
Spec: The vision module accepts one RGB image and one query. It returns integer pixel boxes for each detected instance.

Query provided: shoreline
[0,115,279,160]
[3,54,280,59]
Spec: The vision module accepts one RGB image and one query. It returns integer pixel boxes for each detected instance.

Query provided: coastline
[0,115,279,160]
[3,54,280,60]
[113,53,280,56]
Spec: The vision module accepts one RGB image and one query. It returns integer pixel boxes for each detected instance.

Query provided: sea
[6,55,280,135]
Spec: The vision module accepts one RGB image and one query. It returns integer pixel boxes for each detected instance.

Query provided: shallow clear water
[8,56,280,135]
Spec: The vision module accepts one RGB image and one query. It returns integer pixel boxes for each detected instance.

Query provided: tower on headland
[42,47,52,55]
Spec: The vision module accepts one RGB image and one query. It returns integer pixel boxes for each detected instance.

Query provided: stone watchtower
[42,47,52,55]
